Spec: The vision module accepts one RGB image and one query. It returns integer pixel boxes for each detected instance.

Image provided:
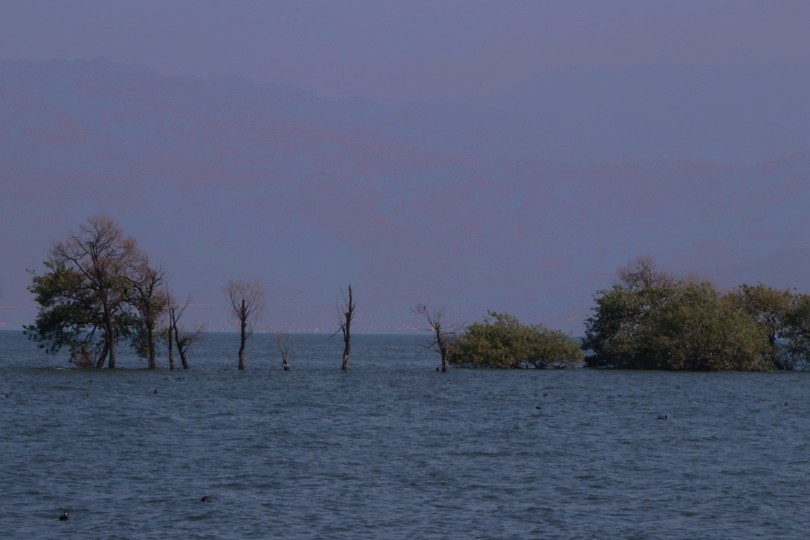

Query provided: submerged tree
[128,261,167,369]
[25,217,144,368]
[635,281,767,371]
[414,303,454,372]
[583,259,795,371]
[784,293,810,370]
[167,293,203,370]
[449,311,583,369]
[727,284,794,368]
[276,333,294,370]
[584,257,677,368]
[165,311,176,371]
[336,285,356,371]
[225,280,265,370]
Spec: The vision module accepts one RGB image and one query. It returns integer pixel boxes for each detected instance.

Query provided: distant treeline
[23,218,810,372]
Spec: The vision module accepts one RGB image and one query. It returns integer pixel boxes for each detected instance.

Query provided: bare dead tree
[276,333,295,370]
[335,284,356,371]
[166,293,203,370]
[618,257,674,291]
[177,323,203,370]
[414,303,454,372]
[225,281,265,370]
[165,313,176,370]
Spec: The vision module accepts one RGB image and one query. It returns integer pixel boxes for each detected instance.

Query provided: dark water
[1,331,809,539]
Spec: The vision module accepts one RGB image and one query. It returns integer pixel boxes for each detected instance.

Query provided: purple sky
[2,1,810,336]
[2,0,808,103]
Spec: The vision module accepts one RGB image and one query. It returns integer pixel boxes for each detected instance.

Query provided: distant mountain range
[1,58,809,333]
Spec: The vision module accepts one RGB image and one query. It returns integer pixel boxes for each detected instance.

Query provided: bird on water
[201,496,211,503]
[58,512,69,521]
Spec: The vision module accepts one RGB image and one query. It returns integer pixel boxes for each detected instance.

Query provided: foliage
[127,262,168,368]
[24,217,165,368]
[585,258,810,371]
[24,261,105,361]
[449,311,583,368]
[635,282,768,371]
[726,284,794,369]
[779,293,810,370]
[583,258,677,368]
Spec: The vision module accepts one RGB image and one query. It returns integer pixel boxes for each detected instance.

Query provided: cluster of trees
[24,217,202,369]
[25,217,358,371]
[584,258,810,371]
[26,220,810,374]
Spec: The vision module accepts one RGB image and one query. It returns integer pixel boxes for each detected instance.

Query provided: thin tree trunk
[341,338,350,371]
[340,285,354,371]
[95,340,109,369]
[147,325,156,369]
[167,328,176,370]
[178,339,190,370]
[170,304,191,369]
[437,327,449,372]
[174,326,191,370]
[238,302,247,370]
[108,329,116,369]
[103,309,116,369]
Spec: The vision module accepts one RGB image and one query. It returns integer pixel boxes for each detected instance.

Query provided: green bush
[449,311,583,368]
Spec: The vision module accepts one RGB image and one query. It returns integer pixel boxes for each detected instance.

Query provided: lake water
[1,331,809,539]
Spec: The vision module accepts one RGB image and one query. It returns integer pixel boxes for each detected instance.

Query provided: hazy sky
[2,0,808,103]
[2,1,810,334]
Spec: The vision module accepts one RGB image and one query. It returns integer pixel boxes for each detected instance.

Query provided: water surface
[1,332,808,539]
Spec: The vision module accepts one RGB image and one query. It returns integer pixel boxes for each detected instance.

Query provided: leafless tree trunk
[225,281,265,370]
[94,340,109,368]
[336,285,356,371]
[276,333,294,370]
[168,293,203,370]
[415,303,453,372]
[177,325,202,370]
[166,325,176,370]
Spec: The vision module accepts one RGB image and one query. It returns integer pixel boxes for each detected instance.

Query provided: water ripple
[2,334,810,538]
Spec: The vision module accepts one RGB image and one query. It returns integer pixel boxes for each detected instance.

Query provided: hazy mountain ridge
[1,59,808,332]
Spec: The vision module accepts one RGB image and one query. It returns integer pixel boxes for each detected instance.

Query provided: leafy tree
[636,282,768,371]
[25,261,100,365]
[585,259,776,371]
[25,217,144,368]
[727,284,793,368]
[128,261,167,369]
[781,293,810,370]
[449,311,583,368]
[584,258,677,368]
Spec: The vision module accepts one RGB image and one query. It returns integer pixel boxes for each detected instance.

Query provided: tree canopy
[449,311,583,369]
[584,258,810,371]
[24,217,166,368]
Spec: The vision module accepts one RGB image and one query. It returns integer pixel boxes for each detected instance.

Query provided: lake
[1,331,809,539]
